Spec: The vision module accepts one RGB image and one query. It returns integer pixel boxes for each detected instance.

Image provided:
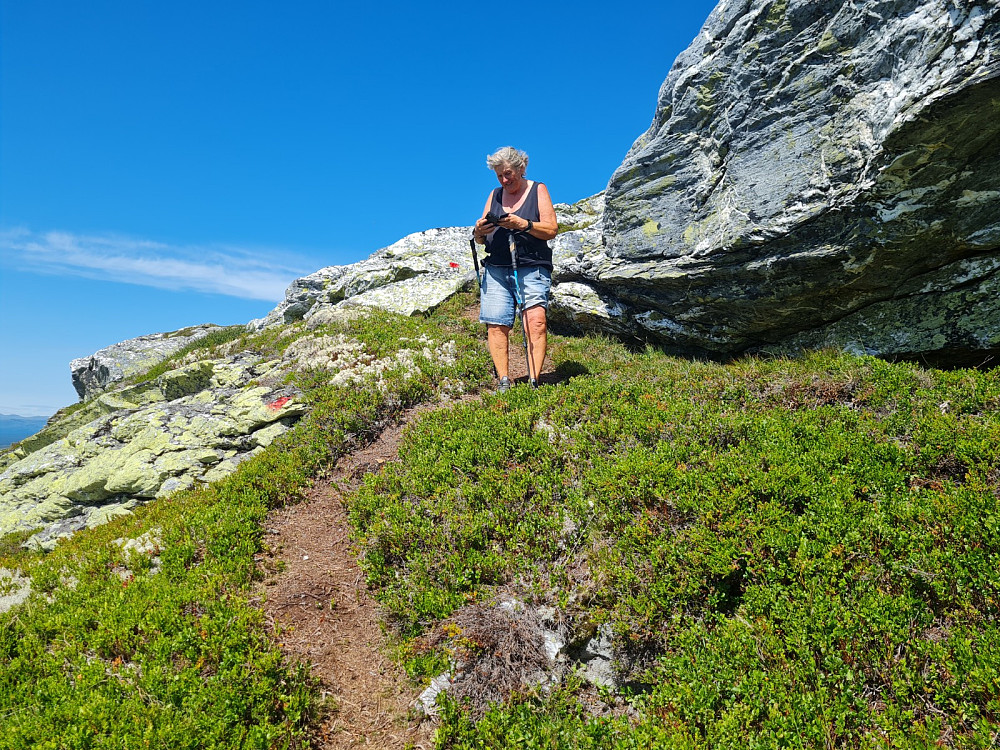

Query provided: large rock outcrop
[1,329,460,548]
[563,0,1000,360]
[249,200,610,332]
[248,227,476,330]
[70,324,223,400]
[2,353,304,547]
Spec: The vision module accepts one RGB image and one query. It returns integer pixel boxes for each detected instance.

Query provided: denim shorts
[479,264,552,327]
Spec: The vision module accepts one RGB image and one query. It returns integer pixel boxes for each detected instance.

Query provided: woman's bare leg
[487,324,511,379]
[523,305,547,383]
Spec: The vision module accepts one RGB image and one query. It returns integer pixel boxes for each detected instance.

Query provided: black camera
[484,211,509,226]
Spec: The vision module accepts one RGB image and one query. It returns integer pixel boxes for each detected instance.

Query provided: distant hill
[0,413,50,449]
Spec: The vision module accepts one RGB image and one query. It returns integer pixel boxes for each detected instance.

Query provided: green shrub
[341,345,1000,748]
[5,302,999,748]
[0,307,492,748]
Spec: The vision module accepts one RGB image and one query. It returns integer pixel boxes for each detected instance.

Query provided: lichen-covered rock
[548,194,621,333]
[250,200,610,332]
[554,193,605,233]
[336,273,470,318]
[70,324,223,400]
[1,351,304,548]
[283,331,459,390]
[2,323,466,548]
[577,0,1000,359]
[248,227,476,330]
[0,568,31,614]
[112,528,163,578]
[158,360,215,401]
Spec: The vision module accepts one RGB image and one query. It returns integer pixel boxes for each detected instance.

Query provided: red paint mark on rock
[267,396,292,410]
[449,261,460,269]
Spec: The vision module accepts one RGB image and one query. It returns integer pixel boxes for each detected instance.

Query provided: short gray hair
[486,146,528,173]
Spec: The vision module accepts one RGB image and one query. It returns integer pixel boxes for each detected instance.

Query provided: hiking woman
[473,146,558,391]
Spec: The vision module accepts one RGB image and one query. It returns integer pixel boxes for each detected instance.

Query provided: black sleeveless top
[484,182,552,270]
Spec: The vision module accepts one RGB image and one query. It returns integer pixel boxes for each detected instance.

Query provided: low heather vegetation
[1,297,997,748]
[351,318,1000,748]
[0,299,492,749]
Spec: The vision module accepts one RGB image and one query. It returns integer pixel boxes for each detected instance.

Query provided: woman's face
[495,164,525,193]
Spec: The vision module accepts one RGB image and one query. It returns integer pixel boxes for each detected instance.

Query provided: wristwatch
[525,219,534,233]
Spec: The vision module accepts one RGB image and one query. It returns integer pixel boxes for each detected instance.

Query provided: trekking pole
[468,234,483,288]
[509,233,537,386]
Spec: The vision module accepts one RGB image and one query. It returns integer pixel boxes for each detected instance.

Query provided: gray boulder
[548,194,642,337]
[250,199,613,333]
[248,227,477,330]
[568,0,1000,360]
[70,324,223,400]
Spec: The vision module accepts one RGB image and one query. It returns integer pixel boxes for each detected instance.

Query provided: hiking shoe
[530,378,539,389]
[497,376,511,393]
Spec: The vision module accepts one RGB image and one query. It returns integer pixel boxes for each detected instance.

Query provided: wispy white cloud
[0,227,314,301]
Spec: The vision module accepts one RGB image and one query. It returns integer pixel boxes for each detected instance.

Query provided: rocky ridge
[70,324,223,400]
[0,325,459,548]
[247,197,607,334]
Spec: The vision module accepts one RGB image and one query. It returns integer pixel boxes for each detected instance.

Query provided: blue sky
[1,0,719,416]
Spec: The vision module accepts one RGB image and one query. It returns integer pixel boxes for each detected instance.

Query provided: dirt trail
[258,335,545,748]
[260,409,436,749]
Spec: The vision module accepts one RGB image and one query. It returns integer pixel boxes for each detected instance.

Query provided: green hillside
[1,296,998,748]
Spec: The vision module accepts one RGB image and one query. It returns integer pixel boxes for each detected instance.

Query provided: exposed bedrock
[571,0,1000,360]
[247,227,476,331]
[70,324,223,400]
[1,331,461,548]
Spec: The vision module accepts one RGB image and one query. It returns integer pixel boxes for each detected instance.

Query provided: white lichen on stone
[0,568,31,614]
[112,528,163,578]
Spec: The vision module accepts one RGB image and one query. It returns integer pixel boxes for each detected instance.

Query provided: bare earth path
[257,329,545,748]
[259,409,437,749]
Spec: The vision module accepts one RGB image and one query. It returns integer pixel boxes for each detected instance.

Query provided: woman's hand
[497,214,531,233]
[473,216,493,243]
